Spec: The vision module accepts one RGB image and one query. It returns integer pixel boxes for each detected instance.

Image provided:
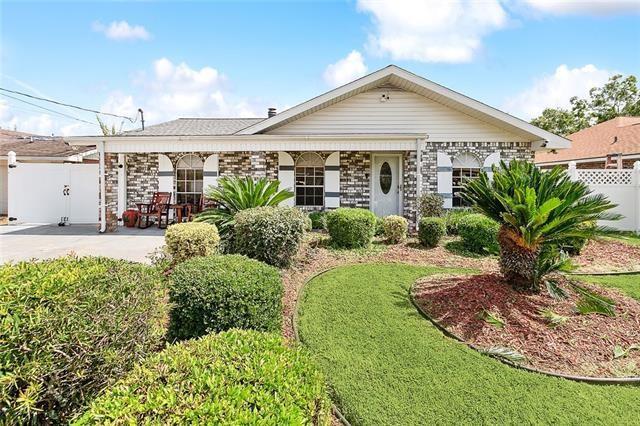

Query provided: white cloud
[357,0,508,63]
[92,20,151,41]
[523,0,640,15]
[323,51,368,87]
[503,64,614,119]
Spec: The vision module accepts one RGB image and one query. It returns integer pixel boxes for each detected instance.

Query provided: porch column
[278,152,295,207]
[437,151,453,208]
[325,152,340,209]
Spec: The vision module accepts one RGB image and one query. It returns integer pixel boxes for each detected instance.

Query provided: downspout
[99,140,107,233]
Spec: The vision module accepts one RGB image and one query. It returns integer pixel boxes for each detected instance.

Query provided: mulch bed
[413,274,640,378]
[574,239,640,273]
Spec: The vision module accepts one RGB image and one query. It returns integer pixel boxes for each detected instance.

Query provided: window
[379,161,392,194]
[452,153,481,207]
[295,153,324,207]
[175,154,204,205]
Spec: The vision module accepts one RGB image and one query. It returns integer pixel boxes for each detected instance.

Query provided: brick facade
[102,143,534,231]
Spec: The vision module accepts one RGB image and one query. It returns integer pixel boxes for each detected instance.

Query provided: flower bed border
[409,281,640,386]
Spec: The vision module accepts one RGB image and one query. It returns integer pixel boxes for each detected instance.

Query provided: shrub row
[0,257,168,424]
[76,330,331,425]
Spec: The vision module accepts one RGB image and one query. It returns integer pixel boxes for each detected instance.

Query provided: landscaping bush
[418,193,444,217]
[308,211,327,230]
[418,217,446,248]
[0,257,168,424]
[326,208,377,248]
[303,214,313,232]
[375,215,385,236]
[444,208,473,235]
[383,215,408,243]
[165,221,220,263]
[561,221,596,255]
[458,213,500,254]
[76,330,331,425]
[168,255,282,341]
[234,206,306,267]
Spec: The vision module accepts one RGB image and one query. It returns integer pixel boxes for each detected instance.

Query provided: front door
[372,154,401,217]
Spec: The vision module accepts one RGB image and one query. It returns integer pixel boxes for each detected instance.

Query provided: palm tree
[462,160,619,292]
[195,176,293,237]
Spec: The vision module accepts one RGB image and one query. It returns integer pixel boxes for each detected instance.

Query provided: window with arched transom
[452,153,481,207]
[175,154,203,205]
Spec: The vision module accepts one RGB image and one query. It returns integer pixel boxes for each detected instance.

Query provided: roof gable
[237,65,570,148]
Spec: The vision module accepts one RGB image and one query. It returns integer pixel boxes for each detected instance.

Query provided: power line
[0,92,100,127]
[0,87,138,122]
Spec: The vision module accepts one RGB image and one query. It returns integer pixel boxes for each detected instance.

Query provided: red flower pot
[122,209,139,228]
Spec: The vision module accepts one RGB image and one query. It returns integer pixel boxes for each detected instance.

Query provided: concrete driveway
[0,224,165,264]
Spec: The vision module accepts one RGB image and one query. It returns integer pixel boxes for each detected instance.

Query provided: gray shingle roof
[123,118,265,136]
[0,129,95,157]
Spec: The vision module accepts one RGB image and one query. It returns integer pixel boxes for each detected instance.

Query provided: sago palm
[462,160,619,292]
[195,176,293,236]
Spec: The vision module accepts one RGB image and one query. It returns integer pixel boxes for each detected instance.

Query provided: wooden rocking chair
[136,192,171,229]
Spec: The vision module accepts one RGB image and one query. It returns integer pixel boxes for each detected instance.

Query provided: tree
[462,160,619,292]
[530,74,640,136]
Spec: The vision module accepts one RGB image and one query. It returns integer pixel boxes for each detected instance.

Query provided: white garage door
[8,163,98,224]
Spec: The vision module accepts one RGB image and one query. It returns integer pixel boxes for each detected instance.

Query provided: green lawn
[297,264,640,425]
[604,232,640,247]
[576,273,640,301]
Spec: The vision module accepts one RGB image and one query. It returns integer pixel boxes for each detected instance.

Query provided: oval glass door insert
[380,161,392,194]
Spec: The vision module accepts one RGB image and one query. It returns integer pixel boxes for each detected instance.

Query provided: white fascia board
[236,65,571,149]
[537,153,640,166]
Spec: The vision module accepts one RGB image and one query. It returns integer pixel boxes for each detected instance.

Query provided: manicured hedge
[326,208,377,248]
[458,213,500,254]
[418,193,444,217]
[234,206,306,267]
[383,215,408,243]
[76,330,331,425]
[0,257,168,424]
[168,255,282,341]
[444,209,473,235]
[165,221,220,263]
[419,217,446,248]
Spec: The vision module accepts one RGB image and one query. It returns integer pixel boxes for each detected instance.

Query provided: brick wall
[340,151,371,209]
[102,153,119,232]
[125,153,159,208]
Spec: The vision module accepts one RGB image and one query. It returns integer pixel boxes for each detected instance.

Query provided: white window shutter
[203,154,219,192]
[158,154,173,195]
[278,152,295,207]
[436,151,453,208]
[324,152,340,209]
[483,152,501,180]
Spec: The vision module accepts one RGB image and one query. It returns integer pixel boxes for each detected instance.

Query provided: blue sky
[1,0,639,136]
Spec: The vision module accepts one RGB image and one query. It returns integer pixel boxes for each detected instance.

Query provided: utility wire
[0,92,100,127]
[0,87,138,122]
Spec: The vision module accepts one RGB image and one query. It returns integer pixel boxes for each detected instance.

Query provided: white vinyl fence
[568,161,640,233]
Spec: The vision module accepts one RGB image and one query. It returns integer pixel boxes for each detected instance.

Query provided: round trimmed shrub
[326,208,377,248]
[419,217,446,248]
[444,209,473,235]
[418,193,444,217]
[234,206,306,268]
[76,330,331,425]
[375,216,385,236]
[0,257,168,424]
[308,211,327,230]
[383,215,408,243]
[168,255,282,341]
[165,222,220,263]
[458,213,500,254]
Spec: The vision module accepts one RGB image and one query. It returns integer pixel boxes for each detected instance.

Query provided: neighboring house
[67,65,569,232]
[536,117,640,169]
[0,129,96,217]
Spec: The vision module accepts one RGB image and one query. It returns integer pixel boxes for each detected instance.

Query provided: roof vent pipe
[268,107,276,118]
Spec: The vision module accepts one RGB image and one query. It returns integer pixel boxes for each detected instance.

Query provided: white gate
[569,161,640,232]
[8,163,98,224]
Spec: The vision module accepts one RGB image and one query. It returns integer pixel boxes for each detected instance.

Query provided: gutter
[98,140,106,233]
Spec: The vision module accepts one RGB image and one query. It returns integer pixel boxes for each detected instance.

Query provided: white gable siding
[267,87,528,142]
